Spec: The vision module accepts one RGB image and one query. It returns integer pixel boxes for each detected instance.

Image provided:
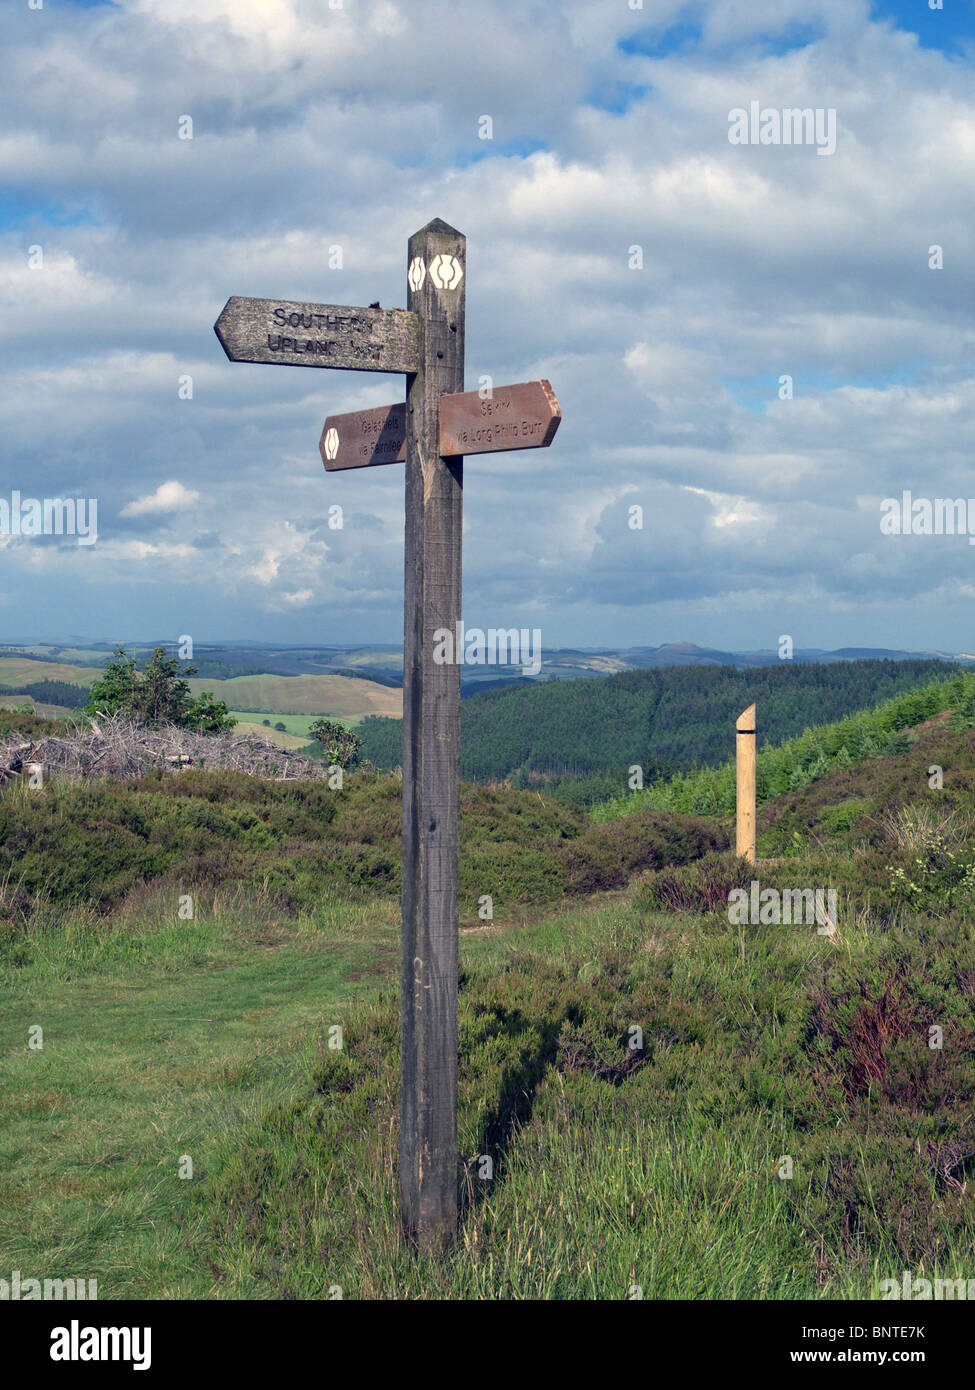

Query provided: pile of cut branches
[0,714,328,784]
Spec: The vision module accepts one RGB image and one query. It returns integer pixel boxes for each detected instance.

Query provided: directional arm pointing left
[214,296,419,374]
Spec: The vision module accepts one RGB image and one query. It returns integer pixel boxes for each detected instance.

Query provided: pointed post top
[737,703,756,732]
[412,216,464,239]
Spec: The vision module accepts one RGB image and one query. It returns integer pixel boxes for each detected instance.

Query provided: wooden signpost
[736,703,756,865]
[214,219,561,1253]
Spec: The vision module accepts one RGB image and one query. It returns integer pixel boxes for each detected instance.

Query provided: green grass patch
[229,712,361,737]
[0,888,399,1299]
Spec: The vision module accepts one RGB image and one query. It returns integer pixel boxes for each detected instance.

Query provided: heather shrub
[0,768,724,929]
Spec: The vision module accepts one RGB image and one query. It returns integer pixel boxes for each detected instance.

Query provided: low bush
[0,769,724,930]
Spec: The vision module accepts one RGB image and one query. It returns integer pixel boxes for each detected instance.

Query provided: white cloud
[1,1,974,647]
[120,482,202,516]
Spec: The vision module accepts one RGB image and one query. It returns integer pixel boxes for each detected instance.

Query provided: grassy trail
[0,887,619,1299]
[0,894,399,1299]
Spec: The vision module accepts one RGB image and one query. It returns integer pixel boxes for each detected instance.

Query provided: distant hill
[358,657,959,800]
[609,642,972,669]
[0,656,98,688]
[0,678,89,708]
[5,640,972,688]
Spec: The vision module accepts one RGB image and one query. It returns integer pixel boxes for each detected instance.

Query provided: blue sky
[872,0,975,51]
[2,0,975,652]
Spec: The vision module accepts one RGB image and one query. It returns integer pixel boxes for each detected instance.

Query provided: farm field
[227,719,314,750]
[183,674,401,719]
[227,711,362,741]
[2,646,109,667]
[0,657,97,689]
[0,656,402,726]
[0,695,76,720]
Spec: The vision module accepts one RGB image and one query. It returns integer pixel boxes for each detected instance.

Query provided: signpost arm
[400,218,466,1250]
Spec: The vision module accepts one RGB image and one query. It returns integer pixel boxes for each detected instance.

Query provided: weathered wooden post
[736,703,756,864]
[399,219,465,1250]
[214,218,561,1253]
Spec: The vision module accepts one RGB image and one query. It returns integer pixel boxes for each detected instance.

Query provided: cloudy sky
[2,0,974,651]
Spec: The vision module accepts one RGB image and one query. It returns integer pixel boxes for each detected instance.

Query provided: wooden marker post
[214,218,561,1254]
[736,703,756,864]
[400,218,465,1251]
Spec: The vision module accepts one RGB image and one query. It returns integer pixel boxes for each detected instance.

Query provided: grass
[4,874,973,1299]
[0,887,399,1299]
[201,894,975,1300]
[229,712,369,737]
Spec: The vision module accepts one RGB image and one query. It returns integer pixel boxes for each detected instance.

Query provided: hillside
[595,666,973,822]
[0,656,402,726]
[182,673,401,718]
[634,702,975,921]
[0,656,97,688]
[3,678,975,1301]
[757,712,975,858]
[358,657,956,798]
